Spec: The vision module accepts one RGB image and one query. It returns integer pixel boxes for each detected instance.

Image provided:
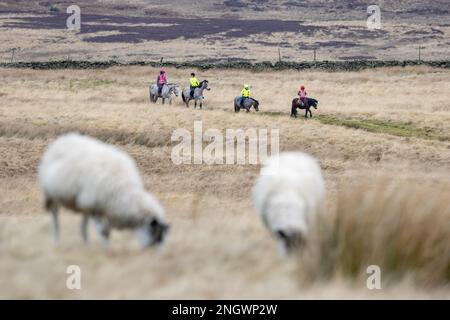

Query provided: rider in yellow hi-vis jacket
[240,84,251,108]
[241,84,250,98]
[189,73,200,98]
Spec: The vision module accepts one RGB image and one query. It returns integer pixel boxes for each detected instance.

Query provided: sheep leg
[276,239,288,256]
[94,217,110,248]
[45,198,59,243]
[51,210,59,243]
[81,214,90,245]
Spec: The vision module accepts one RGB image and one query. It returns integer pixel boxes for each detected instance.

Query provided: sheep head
[264,193,309,255]
[136,191,170,247]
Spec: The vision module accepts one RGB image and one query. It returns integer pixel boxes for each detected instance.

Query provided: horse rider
[240,84,251,108]
[156,69,167,96]
[189,72,200,99]
[298,85,307,107]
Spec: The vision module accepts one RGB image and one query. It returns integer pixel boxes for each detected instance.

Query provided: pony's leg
[309,109,313,117]
[162,98,165,105]
[194,99,197,109]
[305,110,308,118]
[200,100,203,109]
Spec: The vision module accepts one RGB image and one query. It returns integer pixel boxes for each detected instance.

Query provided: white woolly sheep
[38,133,169,248]
[252,152,325,254]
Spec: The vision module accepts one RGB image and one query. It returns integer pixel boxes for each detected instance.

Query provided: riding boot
[240,98,245,109]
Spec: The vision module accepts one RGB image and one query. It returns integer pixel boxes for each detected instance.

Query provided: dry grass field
[0,65,449,299]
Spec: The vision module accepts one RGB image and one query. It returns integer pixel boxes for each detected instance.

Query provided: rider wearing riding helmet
[240,84,251,108]
[190,72,200,99]
[298,85,307,106]
[156,69,167,95]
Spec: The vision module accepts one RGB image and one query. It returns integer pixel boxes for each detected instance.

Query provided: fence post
[10,48,16,63]
[418,46,424,62]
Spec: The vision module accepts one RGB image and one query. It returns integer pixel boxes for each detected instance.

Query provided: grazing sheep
[38,133,169,248]
[252,152,325,255]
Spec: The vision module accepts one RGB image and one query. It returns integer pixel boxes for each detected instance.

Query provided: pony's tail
[181,91,186,103]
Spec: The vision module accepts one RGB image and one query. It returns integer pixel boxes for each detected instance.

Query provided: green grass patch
[316,115,449,141]
[258,111,286,117]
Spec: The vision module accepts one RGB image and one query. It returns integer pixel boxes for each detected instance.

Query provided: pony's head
[253,99,260,112]
[309,98,318,109]
[201,80,211,91]
[171,85,179,97]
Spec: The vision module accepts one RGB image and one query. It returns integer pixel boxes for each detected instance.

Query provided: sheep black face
[137,218,170,247]
[149,218,170,245]
[276,230,305,254]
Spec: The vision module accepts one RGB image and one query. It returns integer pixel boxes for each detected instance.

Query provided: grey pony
[181,80,210,109]
[149,83,179,105]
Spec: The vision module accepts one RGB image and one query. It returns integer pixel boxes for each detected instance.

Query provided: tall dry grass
[1,66,450,298]
[299,178,450,288]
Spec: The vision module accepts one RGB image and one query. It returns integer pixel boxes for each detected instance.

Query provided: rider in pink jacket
[298,85,307,106]
[156,69,167,95]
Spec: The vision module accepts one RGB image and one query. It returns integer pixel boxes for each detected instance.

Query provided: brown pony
[291,97,318,118]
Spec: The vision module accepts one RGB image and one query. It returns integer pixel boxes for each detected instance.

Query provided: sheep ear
[276,230,288,240]
[150,218,169,232]
[150,218,159,228]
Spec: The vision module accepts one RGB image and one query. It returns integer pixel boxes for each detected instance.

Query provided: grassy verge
[317,115,449,141]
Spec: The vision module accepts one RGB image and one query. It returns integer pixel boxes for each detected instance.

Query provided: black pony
[291,97,319,118]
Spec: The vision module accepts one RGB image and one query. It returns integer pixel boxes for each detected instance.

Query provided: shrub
[298,178,450,288]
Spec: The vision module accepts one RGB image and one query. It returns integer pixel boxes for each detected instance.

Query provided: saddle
[297,97,306,107]
[239,97,248,105]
